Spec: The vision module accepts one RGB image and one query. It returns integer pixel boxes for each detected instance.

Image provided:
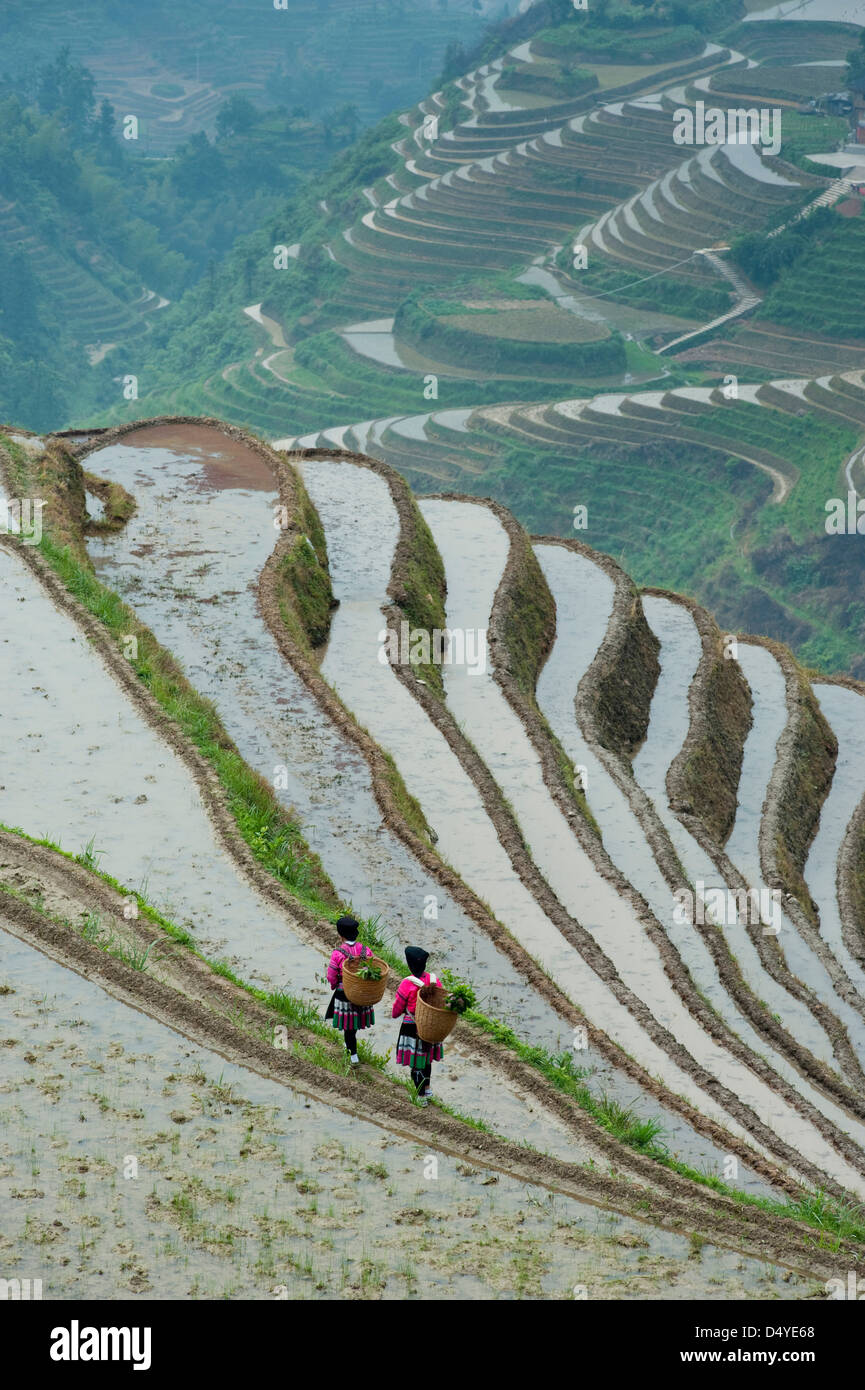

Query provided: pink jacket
[327,939,372,989]
[392,972,440,1020]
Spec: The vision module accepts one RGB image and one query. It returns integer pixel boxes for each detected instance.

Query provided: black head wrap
[337,915,360,941]
[404,945,429,977]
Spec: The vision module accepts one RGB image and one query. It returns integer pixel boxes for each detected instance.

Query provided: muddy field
[0,934,819,1301]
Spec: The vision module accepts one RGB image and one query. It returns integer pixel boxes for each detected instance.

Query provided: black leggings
[411,1060,432,1095]
[344,1029,357,1055]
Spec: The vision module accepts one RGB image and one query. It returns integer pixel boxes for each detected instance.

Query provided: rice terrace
[2,0,865,1342]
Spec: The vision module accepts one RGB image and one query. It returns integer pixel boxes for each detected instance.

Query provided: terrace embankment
[571,541,660,763]
[757,638,839,929]
[566,550,865,1120]
[534,541,865,1159]
[1,427,339,922]
[485,506,595,821]
[4,433,88,559]
[1,438,656,1153]
[733,640,865,1058]
[64,427,601,1060]
[652,592,753,849]
[83,469,137,534]
[840,792,865,971]
[804,681,865,1001]
[272,459,336,650]
[393,291,626,381]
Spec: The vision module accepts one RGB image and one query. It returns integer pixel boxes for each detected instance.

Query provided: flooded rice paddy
[3,928,800,1300]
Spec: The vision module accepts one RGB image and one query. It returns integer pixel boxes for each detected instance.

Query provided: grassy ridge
[759,218,865,343]
[395,292,626,379]
[275,466,335,650]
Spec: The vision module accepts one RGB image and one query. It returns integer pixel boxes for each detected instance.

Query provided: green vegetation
[693,406,855,545]
[0,5,486,432]
[757,216,865,342]
[2,1,485,130]
[438,972,477,1015]
[731,207,837,289]
[557,253,732,320]
[275,467,334,649]
[779,112,852,175]
[848,29,865,82]
[533,20,704,65]
[497,62,598,102]
[389,489,448,698]
[355,961,383,983]
[395,290,626,378]
[445,393,863,678]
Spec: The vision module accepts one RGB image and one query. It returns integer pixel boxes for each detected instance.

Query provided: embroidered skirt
[395,1019,443,1067]
[325,987,374,1032]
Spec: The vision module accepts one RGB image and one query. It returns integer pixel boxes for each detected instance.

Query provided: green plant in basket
[356,961,383,982]
[441,973,476,1015]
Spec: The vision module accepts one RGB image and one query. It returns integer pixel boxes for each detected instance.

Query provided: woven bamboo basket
[414,984,459,1044]
[342,955,389,1006]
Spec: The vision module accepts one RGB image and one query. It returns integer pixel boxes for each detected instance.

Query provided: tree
[847,32,865,83]
[335,103,360,141]
[37,48,95,136]
[170,132,226,199]
[440,40,467,83]
[215,94,258,140]
[96,98,116,148]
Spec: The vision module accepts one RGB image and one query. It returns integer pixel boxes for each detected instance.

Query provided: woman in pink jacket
[325,915,375,1068]
[392,945,443,1106]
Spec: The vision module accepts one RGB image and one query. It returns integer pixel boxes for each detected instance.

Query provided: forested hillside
[0,1,492,429]
[2,0,490,136]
